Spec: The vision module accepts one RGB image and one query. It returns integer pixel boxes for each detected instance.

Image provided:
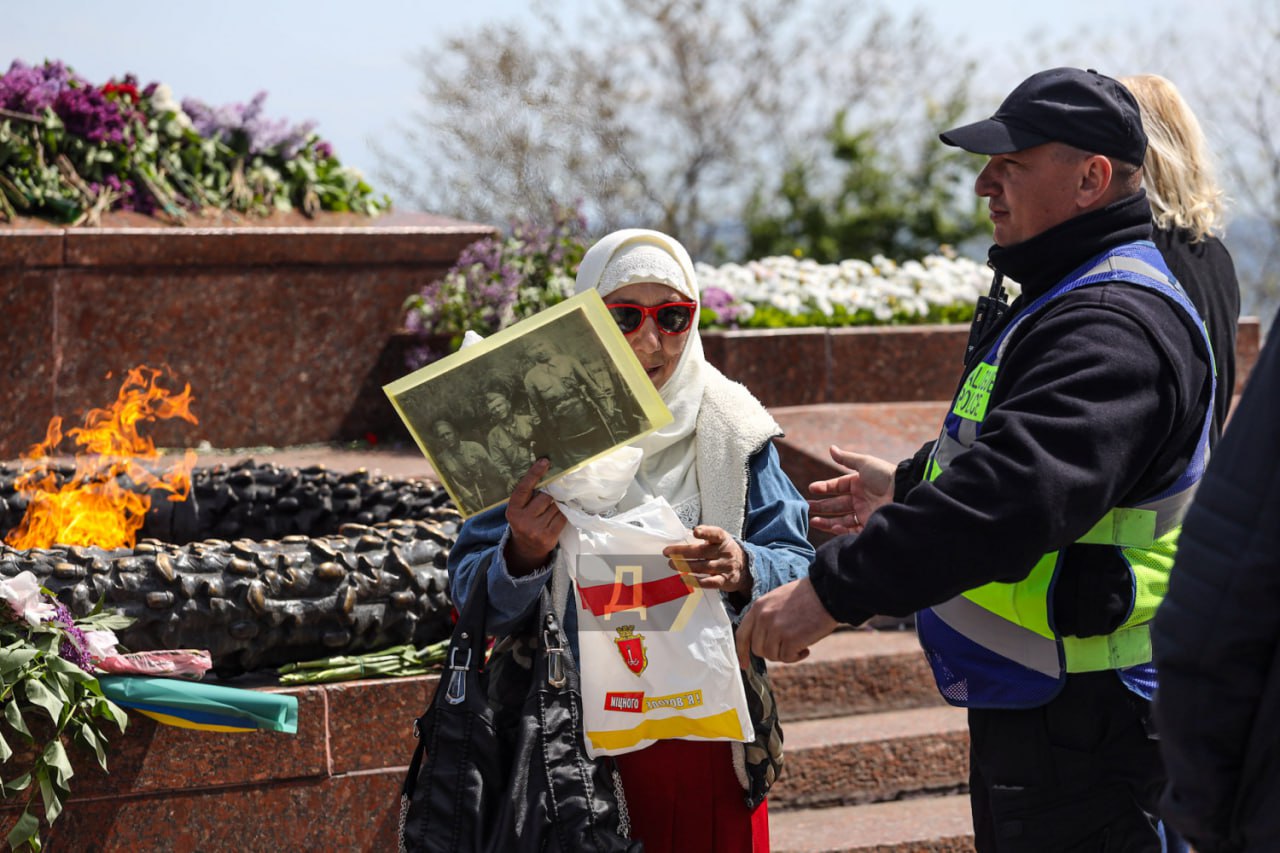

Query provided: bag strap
[528,575,638,849]
[550,554,571,624]
[400,555,494,799]
[440,563,493,706]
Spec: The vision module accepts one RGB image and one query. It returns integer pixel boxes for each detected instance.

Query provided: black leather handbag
[399,559,641,853]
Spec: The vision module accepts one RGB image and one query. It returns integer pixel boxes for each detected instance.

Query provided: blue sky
[5,0,1242,210]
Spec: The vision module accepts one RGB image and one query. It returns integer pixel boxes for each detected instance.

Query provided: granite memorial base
[0,675,436,850]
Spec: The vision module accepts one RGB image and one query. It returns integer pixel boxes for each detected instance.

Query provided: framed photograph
[384,290,673,518]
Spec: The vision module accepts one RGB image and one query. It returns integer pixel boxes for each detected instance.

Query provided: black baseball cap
[940,67,1147,166]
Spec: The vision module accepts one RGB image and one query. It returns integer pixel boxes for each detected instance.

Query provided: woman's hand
[663,525,751,593]
[503,458,566,576]
[808,445,896,535]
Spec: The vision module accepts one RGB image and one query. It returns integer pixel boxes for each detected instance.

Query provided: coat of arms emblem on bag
[614,625,648,675]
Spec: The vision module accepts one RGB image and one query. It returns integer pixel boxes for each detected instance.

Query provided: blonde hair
[1120,74,1226,241]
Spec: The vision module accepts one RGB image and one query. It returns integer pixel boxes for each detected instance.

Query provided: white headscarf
[574,229,706,518]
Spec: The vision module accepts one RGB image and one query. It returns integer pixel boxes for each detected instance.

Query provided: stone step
[771,705,970,810]
[771,629,944,721]
[771,794,975,853]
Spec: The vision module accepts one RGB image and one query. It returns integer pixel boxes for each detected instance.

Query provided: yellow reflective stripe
[586,707,746,752]
[962,552,1056,639]
[952,362,998,422]
[1063,624,1152,672]
[1077,507,1158,547]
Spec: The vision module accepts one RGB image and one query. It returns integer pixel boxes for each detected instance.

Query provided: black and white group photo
[386,296,664,516]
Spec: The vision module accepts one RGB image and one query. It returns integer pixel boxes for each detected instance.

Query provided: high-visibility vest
[916,241,1215,709]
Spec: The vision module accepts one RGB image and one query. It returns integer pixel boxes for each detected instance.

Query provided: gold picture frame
[384,290,673,518]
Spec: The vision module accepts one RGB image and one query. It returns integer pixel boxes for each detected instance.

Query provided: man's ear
[1077,155,1114,208]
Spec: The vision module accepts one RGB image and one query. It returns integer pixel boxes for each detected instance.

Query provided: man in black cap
[737,67,1214,850]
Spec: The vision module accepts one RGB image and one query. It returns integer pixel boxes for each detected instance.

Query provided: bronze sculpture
[0,460,460,677]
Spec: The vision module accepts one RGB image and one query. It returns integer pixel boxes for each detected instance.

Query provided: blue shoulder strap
[985,241,1215,498]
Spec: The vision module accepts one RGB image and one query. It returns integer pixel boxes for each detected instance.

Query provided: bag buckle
[444,645,472,705]
[544,630,567,688]
[543,613,568,688]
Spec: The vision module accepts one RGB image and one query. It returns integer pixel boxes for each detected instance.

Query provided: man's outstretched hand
[736,577,839,666]
[808,445,895,535]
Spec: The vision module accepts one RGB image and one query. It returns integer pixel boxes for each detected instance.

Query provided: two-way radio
[964,268,1010,365]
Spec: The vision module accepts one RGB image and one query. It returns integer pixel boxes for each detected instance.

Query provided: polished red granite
[773,402,951,491]
[0,228,61,266]
[1236,317,1261,390]
[2,268,57,456]
[326,676,436,774]
[0,215,495,458]
[0,675,436,850]
[826,326,967,403]
[31,771,404,851]
[701,328,831,407]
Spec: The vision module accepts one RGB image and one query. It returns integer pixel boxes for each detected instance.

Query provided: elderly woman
[448,228,814,852]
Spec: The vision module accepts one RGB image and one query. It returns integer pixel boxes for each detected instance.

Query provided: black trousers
[968,672,1168,852]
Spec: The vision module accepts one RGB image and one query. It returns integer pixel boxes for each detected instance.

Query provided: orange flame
[5,365,199,550]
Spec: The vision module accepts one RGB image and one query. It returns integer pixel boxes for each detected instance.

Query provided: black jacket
[810,191,1214,633]
[1153,226,1240,444]
[1152,306,1280,853]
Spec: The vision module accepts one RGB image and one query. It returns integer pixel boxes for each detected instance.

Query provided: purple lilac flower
[455,238,503,270]
[53,85,133,145]
[50,601,93,672]
[180,97,215,134]
[0,61,46,111]
[181,90,315,156]
[314,140,333,160]
[91,174,154,215]
[479,262,520,318]
[405,203,588,358]
[0,59,78,113]
[701,286,744,326]
[403,307,427,334]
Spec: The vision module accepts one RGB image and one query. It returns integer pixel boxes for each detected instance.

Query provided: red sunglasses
[607,301,698,336]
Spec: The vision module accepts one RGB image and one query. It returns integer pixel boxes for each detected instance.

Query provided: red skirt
[613,739,769,853]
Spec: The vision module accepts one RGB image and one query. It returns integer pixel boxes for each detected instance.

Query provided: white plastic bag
[544,445,643,514]
[556,499,752,758]
[458,329,486,350]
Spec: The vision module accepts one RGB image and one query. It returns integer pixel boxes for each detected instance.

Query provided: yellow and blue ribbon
[98,675,298,734]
